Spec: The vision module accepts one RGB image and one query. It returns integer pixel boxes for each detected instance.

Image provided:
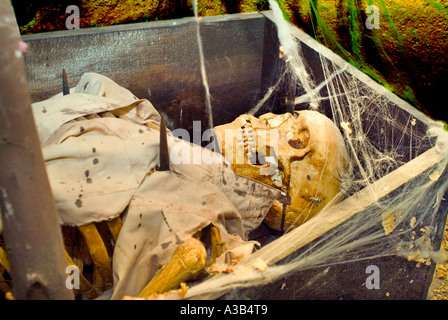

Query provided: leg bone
[138,237,207,298]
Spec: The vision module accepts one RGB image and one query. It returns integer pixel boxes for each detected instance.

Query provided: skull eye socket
[288,139,307,149]
[288,129,310,149]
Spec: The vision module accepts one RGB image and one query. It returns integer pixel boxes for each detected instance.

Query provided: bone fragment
[138,237,206,298]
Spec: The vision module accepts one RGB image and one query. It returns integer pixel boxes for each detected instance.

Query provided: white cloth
[25,73,279,299]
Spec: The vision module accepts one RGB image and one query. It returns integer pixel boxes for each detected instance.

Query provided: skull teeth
[240,123,256,159]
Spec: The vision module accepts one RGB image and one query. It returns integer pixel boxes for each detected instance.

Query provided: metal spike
[158,116,170,171]
[62,68,70,95]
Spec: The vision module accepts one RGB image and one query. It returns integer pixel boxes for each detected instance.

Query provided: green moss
[255,0,270,11]
[443,121,448,132]
[402,85,417,105]
[289,0,424,114]
[19,15,39,33]
[273,0,292,22]
[347,0,363,60]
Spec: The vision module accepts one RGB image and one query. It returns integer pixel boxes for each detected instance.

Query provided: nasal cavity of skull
[248,147,277,166]
[288,129,309,149]
[249,152,267,165]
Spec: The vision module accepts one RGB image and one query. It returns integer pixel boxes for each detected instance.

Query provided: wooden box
[22,11,448,300]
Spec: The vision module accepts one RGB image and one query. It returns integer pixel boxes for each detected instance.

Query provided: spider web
[182,0,448,300]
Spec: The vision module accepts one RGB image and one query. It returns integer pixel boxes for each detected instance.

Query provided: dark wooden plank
[22,13,266,133]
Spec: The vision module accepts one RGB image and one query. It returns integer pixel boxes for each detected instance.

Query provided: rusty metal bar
[0,0,73,299]
[158,116,170,171]
[62,68,70,96]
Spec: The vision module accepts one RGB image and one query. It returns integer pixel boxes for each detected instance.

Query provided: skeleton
[214,110,348,232]
[0,71,279,300]
[0,70,346,299]
[0,71,345,299]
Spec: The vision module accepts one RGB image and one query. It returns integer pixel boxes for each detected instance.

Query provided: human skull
[214,110,348,232]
